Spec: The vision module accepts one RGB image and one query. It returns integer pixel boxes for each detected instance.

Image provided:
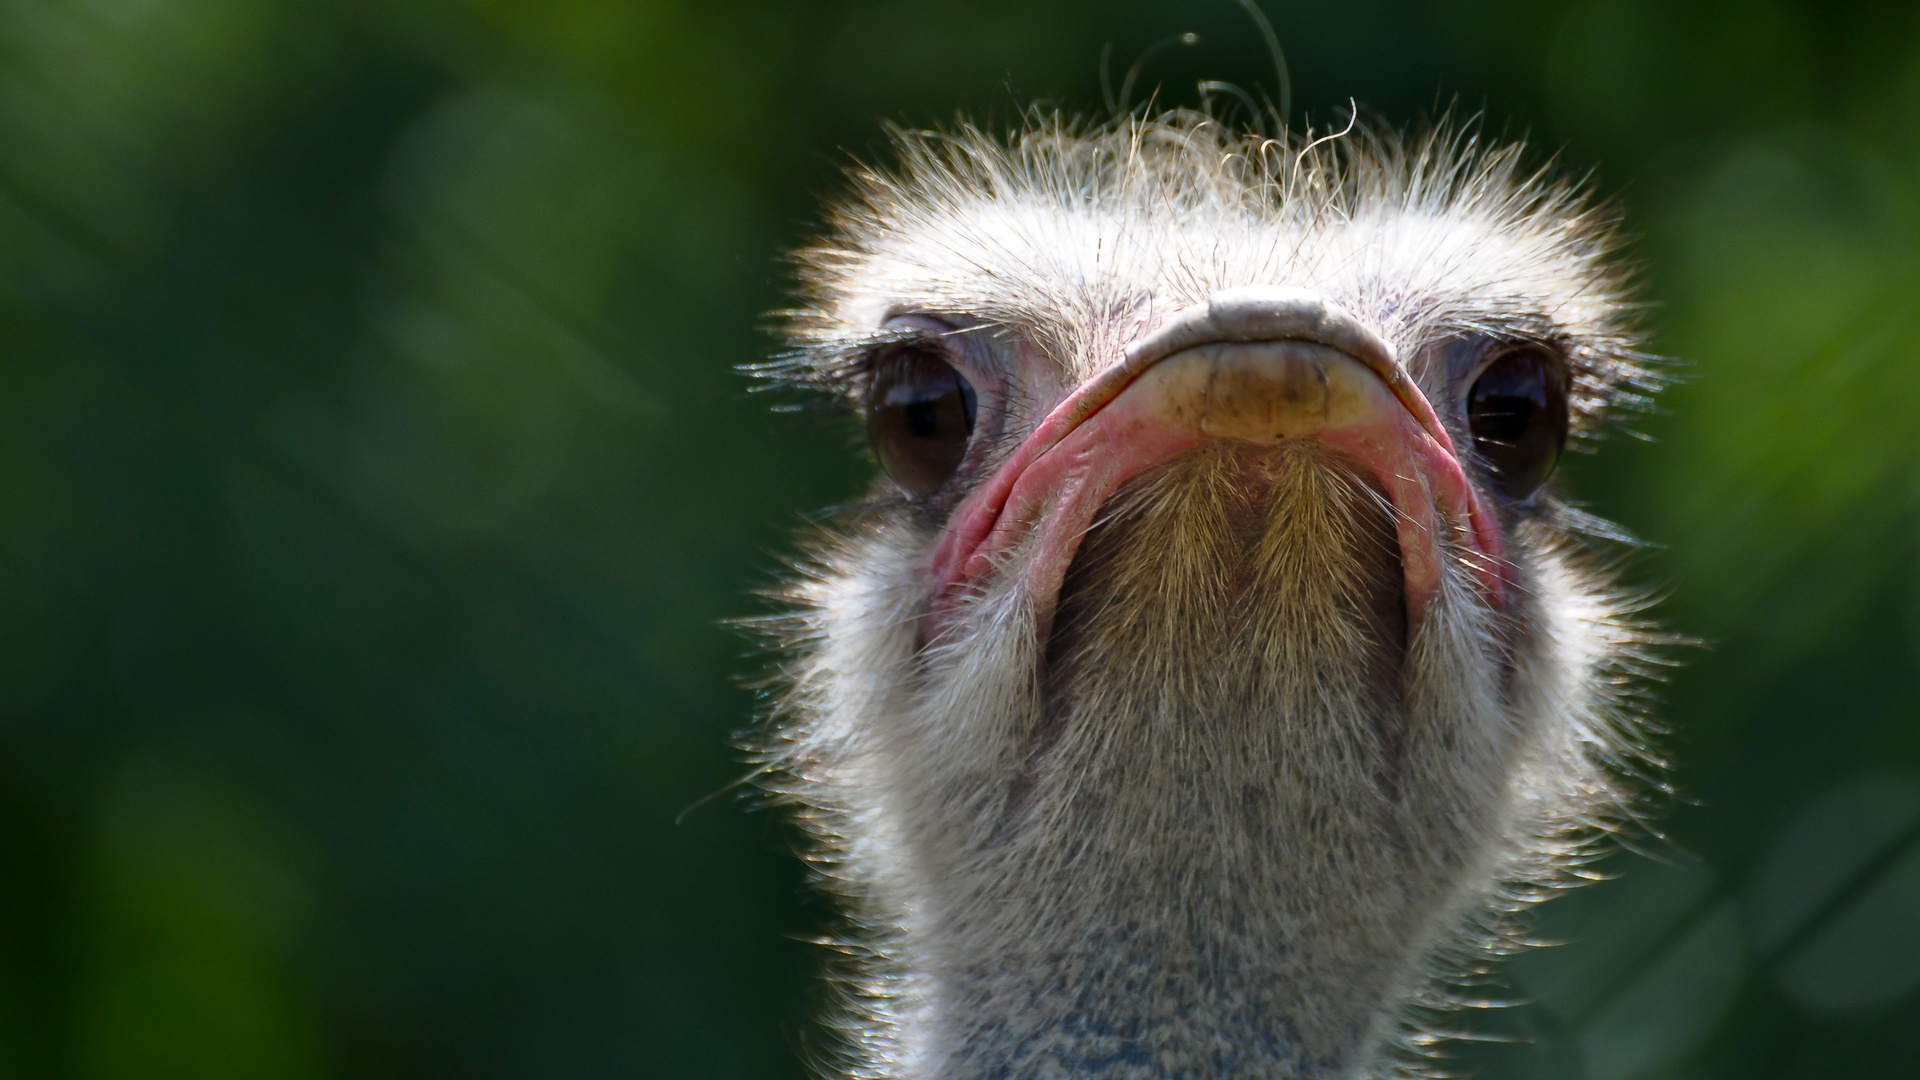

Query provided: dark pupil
[1466,350,1568,500]
[869,349,976,498]
[905,397,945,438]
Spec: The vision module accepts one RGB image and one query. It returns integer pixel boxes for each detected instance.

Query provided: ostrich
[752,112,1659,1080]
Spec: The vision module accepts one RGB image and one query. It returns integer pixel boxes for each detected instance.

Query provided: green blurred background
[0,0,1914,1077]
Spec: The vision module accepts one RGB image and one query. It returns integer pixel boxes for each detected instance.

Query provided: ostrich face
[763,117,1655,1080]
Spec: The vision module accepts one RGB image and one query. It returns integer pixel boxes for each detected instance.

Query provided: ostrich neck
[903,690,1460,1080]
[883,452,1509,1080]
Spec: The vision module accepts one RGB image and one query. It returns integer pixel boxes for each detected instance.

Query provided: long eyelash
[742,326,933,409]
[745,323,998,412]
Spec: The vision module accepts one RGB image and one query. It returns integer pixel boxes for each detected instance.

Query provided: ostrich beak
[924,286,1507,641]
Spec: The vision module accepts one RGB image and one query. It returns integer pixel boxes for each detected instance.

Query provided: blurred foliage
[0,1,1912,1078]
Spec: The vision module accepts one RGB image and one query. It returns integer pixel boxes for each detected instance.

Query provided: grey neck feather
[887,449,1520,1080]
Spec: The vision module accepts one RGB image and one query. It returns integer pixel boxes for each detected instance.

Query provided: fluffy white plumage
[751,112,1665,1080]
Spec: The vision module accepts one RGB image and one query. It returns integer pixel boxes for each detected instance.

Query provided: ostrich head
[756,114,1657,1080]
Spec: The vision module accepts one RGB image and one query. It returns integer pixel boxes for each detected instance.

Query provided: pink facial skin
[921,288,1508,645]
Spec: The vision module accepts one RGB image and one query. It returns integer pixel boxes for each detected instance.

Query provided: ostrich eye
[1466,348,1569,500]
[868,347,977,497]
